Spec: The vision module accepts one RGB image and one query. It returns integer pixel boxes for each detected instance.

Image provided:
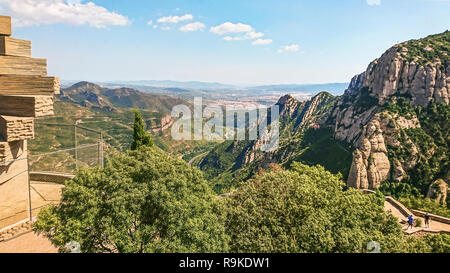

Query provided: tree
[131,110,153,150]
[225,163,411,253]
[34,147,229,253]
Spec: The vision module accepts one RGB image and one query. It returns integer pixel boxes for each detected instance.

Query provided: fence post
[74,124,78,170]
[26,154,33,224]
[99,131,104,169]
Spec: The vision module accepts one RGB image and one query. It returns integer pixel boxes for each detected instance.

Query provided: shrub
[415,218,422,228]
[225,163,408,253]
[34,147,228,253]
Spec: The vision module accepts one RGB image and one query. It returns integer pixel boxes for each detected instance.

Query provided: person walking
[407,215,414,230]
[424,213,431,229]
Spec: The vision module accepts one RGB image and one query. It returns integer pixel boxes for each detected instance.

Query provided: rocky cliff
[239,92,337,167]
[199,92,348,192]
[330,31,449,192]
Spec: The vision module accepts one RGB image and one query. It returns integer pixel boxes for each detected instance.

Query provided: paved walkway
[0,181,63,229]
[384,200,450,235]
[0,231,57,253]
[0,181,62,253]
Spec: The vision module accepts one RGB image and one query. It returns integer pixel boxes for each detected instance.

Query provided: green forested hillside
[199,92,351,193]
[29,98,215,173]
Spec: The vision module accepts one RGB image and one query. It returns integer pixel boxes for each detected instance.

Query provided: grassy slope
[283,128,352,178]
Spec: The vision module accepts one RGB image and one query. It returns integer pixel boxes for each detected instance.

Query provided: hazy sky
[1,0,449,85]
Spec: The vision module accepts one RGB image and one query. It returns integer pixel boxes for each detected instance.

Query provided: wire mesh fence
[29,122,104,174]
[0,122,104,235]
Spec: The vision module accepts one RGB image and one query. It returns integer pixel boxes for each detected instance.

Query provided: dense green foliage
[33,147,228,253]
[131,110,154,150]
[200,140,249,180]
[398,197,450,218]
[419,234,450,253]
[399,31,449,66]
[381,100,449,216]
[225,163,414,253]
[379,181,421,199]
[33,152,449,253]
[355,87,379,111]
[383,101,449,195]
[283,128,352,178]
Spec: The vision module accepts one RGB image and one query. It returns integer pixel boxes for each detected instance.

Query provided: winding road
[188,152,208,167]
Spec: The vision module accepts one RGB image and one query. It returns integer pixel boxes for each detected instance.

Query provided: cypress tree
[131,110,153,150]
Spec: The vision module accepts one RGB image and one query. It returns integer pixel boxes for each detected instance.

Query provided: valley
[13,30,450,254]
[30,32,450,218]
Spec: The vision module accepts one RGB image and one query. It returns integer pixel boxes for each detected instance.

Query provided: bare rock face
[347,149,368,189]
[332,34,449,147]
[240,92,336,167]
[278,94,301,118]
[334,32,449,190]
[345,108,424,189]
[377,111,421,172]
[347,119,390,189]
[392,160,406,182]
[427,179,449,205]
[152,114,174,133]
[362,46,449,106]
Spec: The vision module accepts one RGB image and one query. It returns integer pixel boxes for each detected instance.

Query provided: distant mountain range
[60,81,189,113]
[247,83,349,96]
[108,80,238,90]
[61,80,349,96]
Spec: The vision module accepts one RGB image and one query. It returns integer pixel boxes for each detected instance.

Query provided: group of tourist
[407,213,431,230]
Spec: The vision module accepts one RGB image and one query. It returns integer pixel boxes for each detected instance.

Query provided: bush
[398,196,450,218]
[225,163,409,253]
[415,218,422,228]
[34,147,228,253]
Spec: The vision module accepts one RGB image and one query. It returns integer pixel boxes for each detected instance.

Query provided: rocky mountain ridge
[201,31,449,202]
[328,31,449,193]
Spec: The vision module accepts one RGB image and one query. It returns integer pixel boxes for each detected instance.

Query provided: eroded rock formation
[427,179,449,205]
[331,32,450,190]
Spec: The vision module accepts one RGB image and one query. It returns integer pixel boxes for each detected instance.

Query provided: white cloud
[161,26,171,31]
[147,20,153,25]
[211,22,272,46]
[157,14,193,24]
[278,44,300,54]
[179,22,205,32]
[246,31,264,39]
[222,31,264,41]
[0,0,130,28]
[366,0,381,6]
[210,22,254,35]
[252,38,273,46]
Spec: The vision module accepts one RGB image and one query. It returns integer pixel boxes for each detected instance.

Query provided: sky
[0,0,449,86]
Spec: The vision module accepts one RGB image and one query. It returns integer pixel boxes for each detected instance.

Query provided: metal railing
[0,122,105,232]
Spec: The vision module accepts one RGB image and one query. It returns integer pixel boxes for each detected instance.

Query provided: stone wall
[0,15,59,230]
